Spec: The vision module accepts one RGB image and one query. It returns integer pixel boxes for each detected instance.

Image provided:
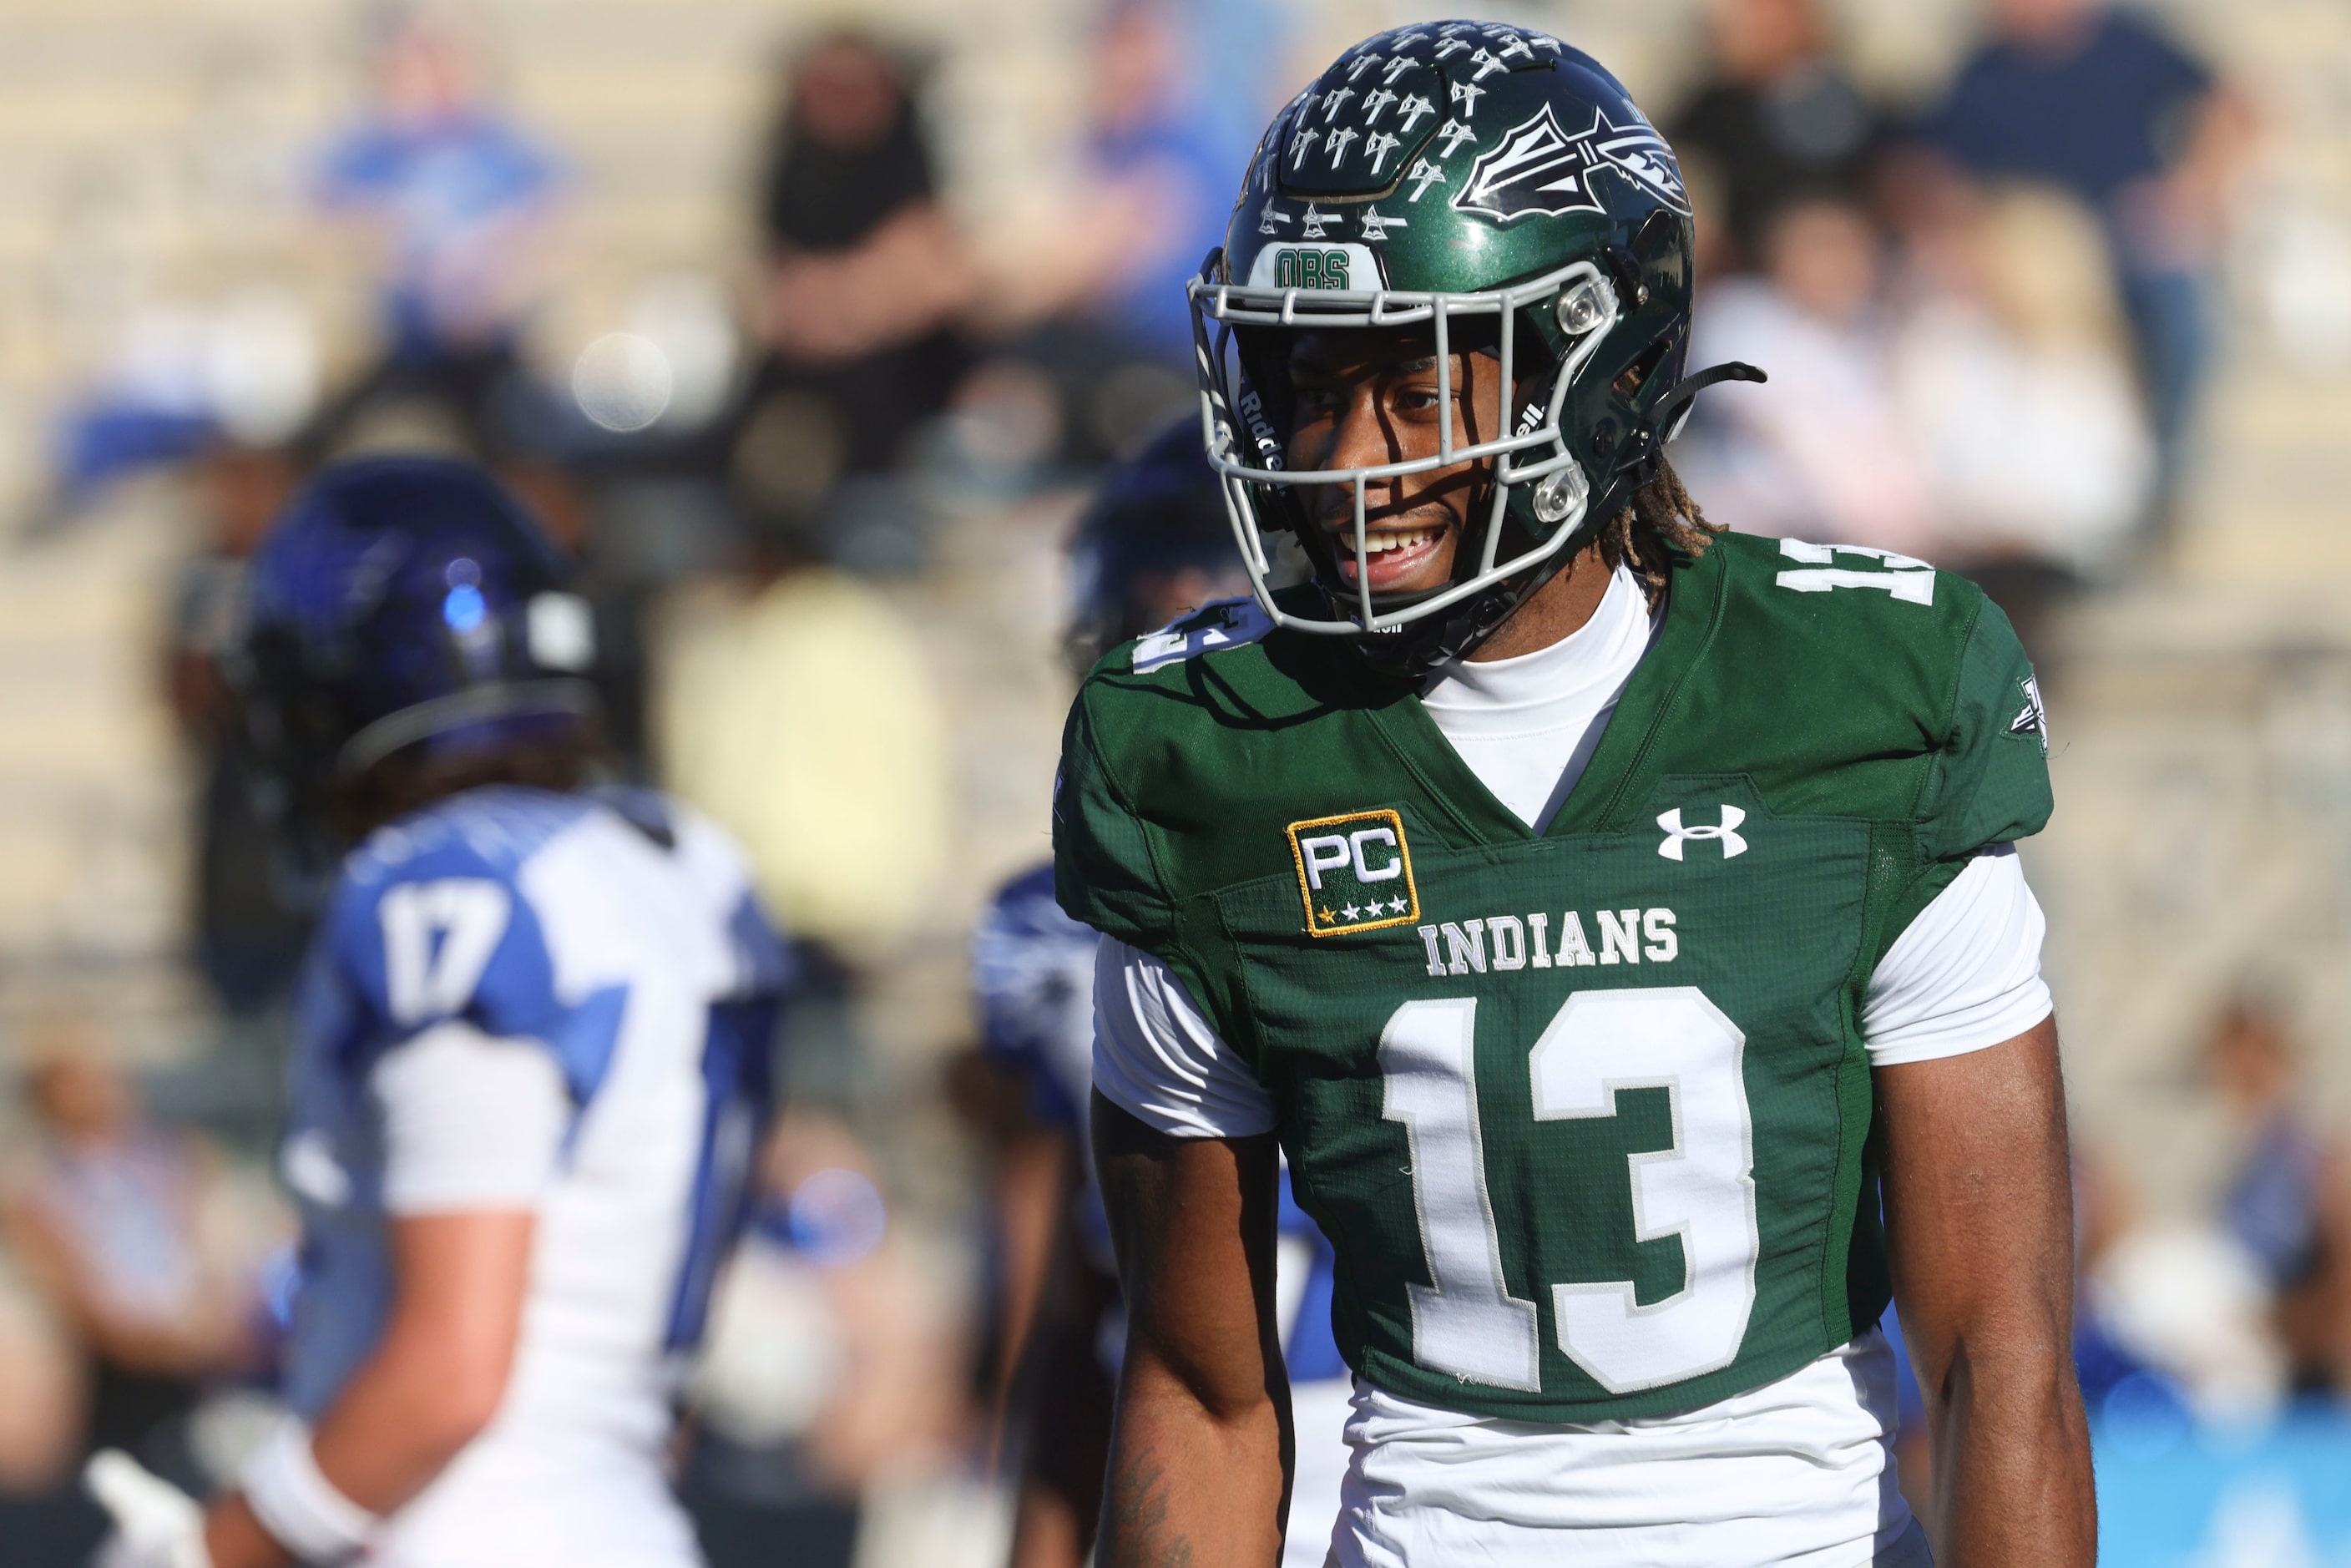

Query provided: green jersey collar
[1359,542,1727,846]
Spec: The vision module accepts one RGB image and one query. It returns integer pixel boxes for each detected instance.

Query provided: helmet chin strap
[1337,359,1767,680]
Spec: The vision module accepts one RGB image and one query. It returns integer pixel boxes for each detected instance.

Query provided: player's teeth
[1359,529,1432,555]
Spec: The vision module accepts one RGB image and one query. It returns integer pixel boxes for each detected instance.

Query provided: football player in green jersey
[1053,22,2094,1568]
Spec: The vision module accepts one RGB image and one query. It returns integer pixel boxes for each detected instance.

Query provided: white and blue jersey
[281,785,787,1568]
[974,865,1348,1567]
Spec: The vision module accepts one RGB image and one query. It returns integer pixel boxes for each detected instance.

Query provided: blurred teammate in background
[88,458,790,1568]
[973,422,1349,1568]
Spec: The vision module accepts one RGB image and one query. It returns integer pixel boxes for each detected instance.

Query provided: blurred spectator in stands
[305,2,563,461]
[42,292,321,518]
[970,1,1231,463]
[745,31,974,478]
[1679,195,1937,554]
[0,1258,98,1565]
[1909,0,2252,518]
[1888,181,2153,664]
[653,502,953,1110]
[1667,0,1884,276]
[0,1030,250,1490]
[2208,997,2351,1400]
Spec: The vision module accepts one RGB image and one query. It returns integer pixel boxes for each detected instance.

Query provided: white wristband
[240,1419,378,1564]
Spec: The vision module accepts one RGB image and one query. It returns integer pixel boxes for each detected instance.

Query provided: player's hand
[84,1450,215,1568]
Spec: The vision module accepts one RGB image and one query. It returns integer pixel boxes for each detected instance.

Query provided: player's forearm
[1924,1334,2094,1566]
[205,1333,503,1565]
[304,1316,510,1512]
[1878,1024,2095,1565]
[1099,1355,1290,1568]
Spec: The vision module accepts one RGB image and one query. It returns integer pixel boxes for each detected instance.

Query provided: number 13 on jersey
[1380,987,1760,1394]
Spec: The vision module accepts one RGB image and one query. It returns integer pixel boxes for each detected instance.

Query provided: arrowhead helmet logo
[1656,806,1748,862]
[1453,104,1692,225]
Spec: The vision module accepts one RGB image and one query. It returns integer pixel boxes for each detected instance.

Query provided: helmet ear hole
[1614,338,1671,398]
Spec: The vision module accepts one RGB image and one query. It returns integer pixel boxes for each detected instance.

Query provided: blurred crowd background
[0,0,2348,1563]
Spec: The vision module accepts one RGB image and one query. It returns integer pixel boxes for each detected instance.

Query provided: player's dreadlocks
[1600,456,1720,613]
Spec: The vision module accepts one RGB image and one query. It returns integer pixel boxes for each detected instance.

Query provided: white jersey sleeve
[1863,845,2052,1065]
[1091,849,2051,1138]
[371,1020,572,1213]
[1091,937,1277,1139]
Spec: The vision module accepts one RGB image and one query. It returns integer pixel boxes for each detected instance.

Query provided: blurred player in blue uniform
[88,458,788,1568]
[974,424,1349,1568]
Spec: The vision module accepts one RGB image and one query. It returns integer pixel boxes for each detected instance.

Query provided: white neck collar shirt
[1416,559,1658,832]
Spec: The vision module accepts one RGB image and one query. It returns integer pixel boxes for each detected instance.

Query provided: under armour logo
[1657,806,1748,862]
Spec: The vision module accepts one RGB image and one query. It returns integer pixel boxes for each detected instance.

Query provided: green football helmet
[1190,21,1760,670]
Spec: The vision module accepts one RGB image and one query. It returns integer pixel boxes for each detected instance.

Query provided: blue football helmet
[234,456,599,837]
[1064,419,1252,673]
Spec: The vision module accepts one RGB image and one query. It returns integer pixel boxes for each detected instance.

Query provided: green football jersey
[1054,531,2052,1423]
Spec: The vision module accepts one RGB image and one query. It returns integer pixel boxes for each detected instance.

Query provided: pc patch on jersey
[1288,809,1420,937]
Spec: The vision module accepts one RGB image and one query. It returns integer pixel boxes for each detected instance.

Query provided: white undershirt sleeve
[1862,846,2054,1065]
[371,1020,572,1213]
[1091,936,1278,1140]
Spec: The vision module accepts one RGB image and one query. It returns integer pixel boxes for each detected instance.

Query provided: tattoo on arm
[1101,1449,1192,1568]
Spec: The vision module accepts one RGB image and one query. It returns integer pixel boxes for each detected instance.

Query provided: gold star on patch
[1318,906,1337,924]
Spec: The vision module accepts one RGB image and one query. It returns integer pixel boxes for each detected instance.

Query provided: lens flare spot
[442,584,487,632]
